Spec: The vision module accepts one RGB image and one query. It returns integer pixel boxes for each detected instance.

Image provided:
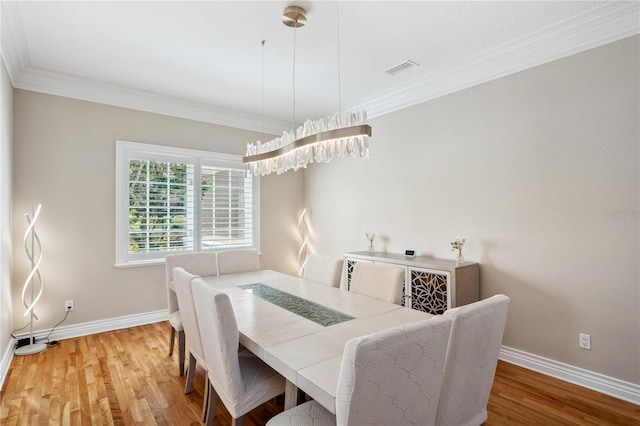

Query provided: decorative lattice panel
[410,270,448,315]
[346,260,356,290]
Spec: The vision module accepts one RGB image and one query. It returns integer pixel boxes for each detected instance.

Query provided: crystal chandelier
[244,5,372,177]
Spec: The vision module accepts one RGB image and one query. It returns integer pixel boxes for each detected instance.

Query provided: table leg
[284,380,298,410]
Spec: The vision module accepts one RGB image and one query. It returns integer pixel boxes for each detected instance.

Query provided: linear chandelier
[244,5,372,177]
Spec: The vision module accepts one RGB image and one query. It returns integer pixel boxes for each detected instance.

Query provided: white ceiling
[1,1,638,134]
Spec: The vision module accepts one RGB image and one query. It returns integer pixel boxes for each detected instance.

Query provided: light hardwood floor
[1,322,639,425]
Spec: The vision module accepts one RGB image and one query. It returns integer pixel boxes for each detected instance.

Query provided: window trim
[115,140,260,268]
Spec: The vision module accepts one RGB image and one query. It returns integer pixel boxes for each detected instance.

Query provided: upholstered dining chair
[217,249,260,275]
[435,294,510,426]
[165,252,218,376]
[303,254,344,288]
[191,278,286,426]
[349,262,404,304]
[172,267,210,421]
[266,315,453,426]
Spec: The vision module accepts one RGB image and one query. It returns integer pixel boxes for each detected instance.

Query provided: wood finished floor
[1,322,639,425]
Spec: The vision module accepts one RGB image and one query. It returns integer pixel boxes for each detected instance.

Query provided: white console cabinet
[342,251,480,315]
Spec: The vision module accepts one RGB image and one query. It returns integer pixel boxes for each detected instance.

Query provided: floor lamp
[15,204,47,356]
[298,208,310,276]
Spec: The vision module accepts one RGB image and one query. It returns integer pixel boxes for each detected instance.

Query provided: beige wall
[11,91,303,329]
[1,59,14,365]
[304,36,639,383]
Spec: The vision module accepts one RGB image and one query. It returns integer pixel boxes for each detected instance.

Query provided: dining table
[195,269,435,414]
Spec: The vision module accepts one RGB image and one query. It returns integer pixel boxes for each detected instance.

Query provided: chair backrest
[217,249,260,275]
[436,294,510,426]
[191,278,244,401]
[165,252,219,314]
[303,254,344,287]
[335,315,452,426]
[349,262,404,304]
[172,267,205,363]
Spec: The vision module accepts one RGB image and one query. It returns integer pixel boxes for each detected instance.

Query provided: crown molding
[10,66,289,135]
[2,2,638,131]
[352,1,640,118]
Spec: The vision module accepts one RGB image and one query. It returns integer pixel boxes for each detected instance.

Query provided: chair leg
[205,382,218,426]
[169,326,176,356]
[184,353,196,394]
[201,375,209,422]
[297,388,307,404]
[178,330,185,377]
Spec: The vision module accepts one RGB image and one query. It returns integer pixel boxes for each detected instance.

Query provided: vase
[456,251,464,264]
[368,242,374,254]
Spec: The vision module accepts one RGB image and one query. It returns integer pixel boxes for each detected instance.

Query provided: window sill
[114,259,165,268]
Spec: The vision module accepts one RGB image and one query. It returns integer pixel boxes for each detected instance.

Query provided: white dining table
[199,270,435,414]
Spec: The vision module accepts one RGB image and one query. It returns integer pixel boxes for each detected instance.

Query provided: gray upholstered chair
[165,252,218,376]
[435,294,510,426]
[191,278,285,426]
[303,254,344,288]
[266,315,453,425]
[217,249,260,275]
[349,262,404,304]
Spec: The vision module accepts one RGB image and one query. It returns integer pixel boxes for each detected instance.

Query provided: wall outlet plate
[579,333,591,350]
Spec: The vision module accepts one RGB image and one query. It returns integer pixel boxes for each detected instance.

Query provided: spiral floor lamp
[298,208,310,276]
[15,204,47,356]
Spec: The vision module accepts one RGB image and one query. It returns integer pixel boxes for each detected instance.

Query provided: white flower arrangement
[365,232,375,252]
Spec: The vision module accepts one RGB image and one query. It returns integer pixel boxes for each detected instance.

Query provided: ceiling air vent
[385,60,420,76]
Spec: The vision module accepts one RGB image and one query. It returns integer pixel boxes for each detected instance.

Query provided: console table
[342,251,480,315]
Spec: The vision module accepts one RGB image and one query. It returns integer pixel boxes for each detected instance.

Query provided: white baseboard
[0,339,14,390]
[11,309,168,343]
[500,345,640,405]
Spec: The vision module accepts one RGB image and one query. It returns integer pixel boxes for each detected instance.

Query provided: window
[115,141,259,267]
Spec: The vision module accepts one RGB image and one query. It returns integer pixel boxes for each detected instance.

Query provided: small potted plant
[451,237,466,264]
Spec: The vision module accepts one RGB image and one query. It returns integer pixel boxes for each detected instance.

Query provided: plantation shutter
[200,165,253,249]
[116,141,258,266]
[128,158,195,254]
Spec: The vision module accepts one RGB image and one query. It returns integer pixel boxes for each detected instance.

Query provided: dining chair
[303,254,344,288]
[165,252,219,376]
[435,294,510,426]
[191,278,286,426]
[172,267,211,421]
[349,262,404,304]
[217,249,260,275]
[266,315,453,426]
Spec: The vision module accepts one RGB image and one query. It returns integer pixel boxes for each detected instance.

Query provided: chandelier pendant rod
[291,19,297,131]
[336,0,342,115]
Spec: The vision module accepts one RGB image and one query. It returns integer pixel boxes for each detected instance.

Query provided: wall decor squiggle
[15,204,47,355]
[298,208,310,276]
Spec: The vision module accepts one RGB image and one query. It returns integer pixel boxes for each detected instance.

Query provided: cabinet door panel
[410,268,450,315]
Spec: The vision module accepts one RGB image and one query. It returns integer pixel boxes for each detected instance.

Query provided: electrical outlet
[579,333,591,350]
[65,300,74,311]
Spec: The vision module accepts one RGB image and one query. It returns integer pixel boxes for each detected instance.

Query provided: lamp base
[15,342,47,356]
